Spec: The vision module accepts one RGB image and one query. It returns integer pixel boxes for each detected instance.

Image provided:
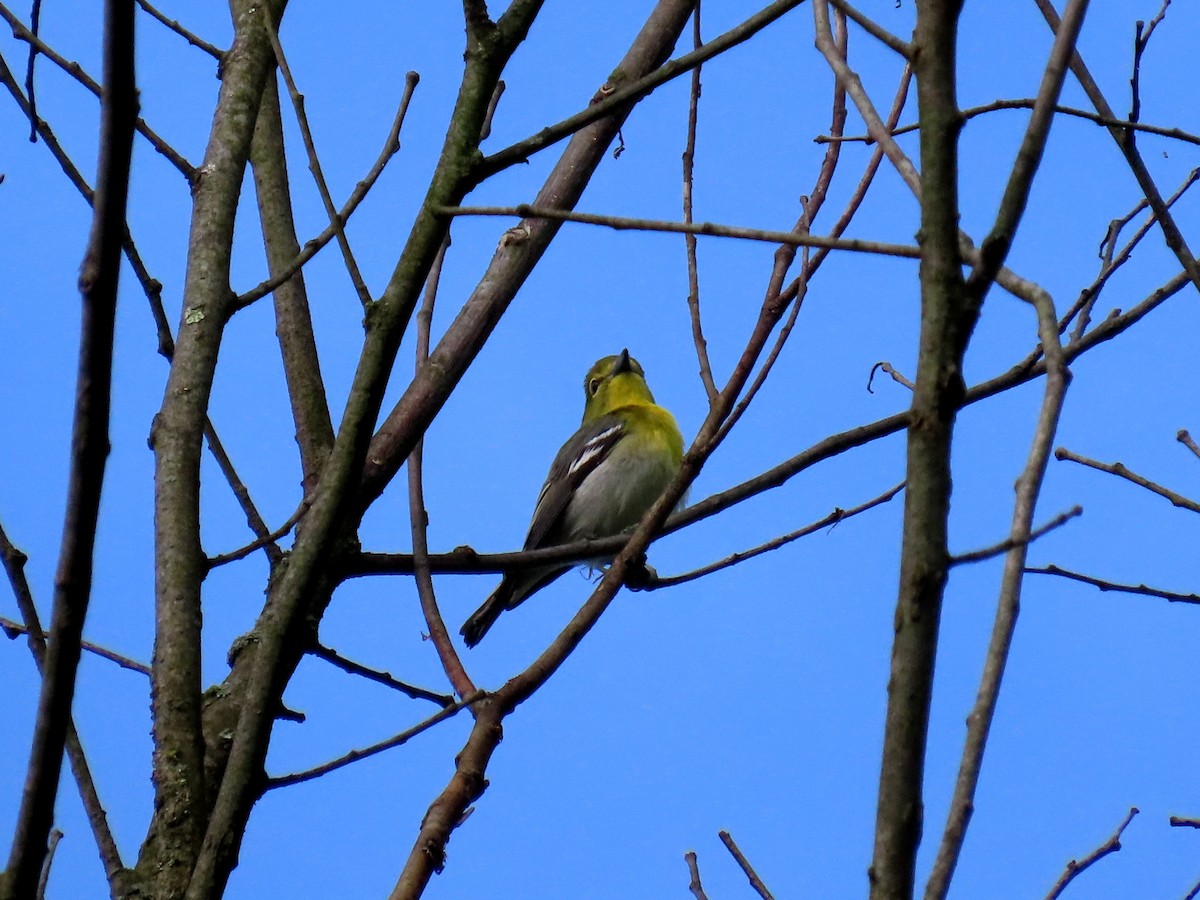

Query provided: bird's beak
[613,348,633,375]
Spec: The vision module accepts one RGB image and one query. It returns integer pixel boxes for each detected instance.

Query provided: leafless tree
[1,1,1197,898]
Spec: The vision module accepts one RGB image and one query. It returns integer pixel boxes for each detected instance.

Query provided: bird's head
[582,349,655,422]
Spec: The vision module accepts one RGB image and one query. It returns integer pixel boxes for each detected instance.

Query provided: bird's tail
[460,565,571,647]
[460,584,511,648]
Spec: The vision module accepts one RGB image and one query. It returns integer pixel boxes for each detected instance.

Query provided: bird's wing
[523,414,625,550]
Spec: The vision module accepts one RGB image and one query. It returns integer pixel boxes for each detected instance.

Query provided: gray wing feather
[523,415,625,550]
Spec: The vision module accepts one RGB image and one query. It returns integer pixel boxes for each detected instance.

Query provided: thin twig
[206,498,311,569]
[706,208,807,446]
[479,79,505,141]
[798,63,913,289]
[1069,167,1200,340]
[0,2,195,177]
[827,0,910,56]
[0,44,174,360]
[710,9,850,447]
[1128,0,1170,124]
[813,0,919,192]
[815,98,1200,148]
[868,361,915,392]
[1171,817,1200,829]
[263,9,372,307]
[949,505,1081,567]
[133,0,224,59]
[1055,447,1200,515]
[1,615,150,676]
[202,422,282,565]
[1025,564,1200,606]
[1044,807,1139,900]
[684,851,710,900]
[812,5,1085,309]
[682,2,718,405]
[1176,429,1200,461]
[639,481,903,589]
[265,692,484,790]
[309,643,454,707]
[963,0,1090,304]
[0,523,126,885]
[1035,0,1200,299]
[34,827,62,900]
[1098,202,1148,270]
[438,205,922,258]
[409,237,475,699]
[476,0,808,178]
[718,831,774,900]
[233,71,419,309]
[23,0,40,141]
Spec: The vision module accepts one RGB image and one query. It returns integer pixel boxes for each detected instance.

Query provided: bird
[460,349,683,647]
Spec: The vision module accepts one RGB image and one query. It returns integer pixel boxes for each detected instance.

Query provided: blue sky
[2,1,1199,897]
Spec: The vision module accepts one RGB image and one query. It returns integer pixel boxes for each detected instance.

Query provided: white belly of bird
[561,445,676,541]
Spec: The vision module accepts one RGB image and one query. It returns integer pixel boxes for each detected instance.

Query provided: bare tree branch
[1024,564,1200,605]
[234,71,419,310]
[265,693,483,791]
[439,205,923,258]
[638,481,904,590]
[928,276,1074,899]
[816,98,1200,148]
[681,3,719,405]
[684,850,710,900]
[33,828,61,900]
[476,0,807,178]
[0,524,126,891]
[787,62,913,300]
[308,643,453,707]
[22,0,40,141]
[3,1,136,893]
[948,505,1080,568]
[827,0,910,55]
[964,0,1090,303]
[718,831,775,900]
[1069,166,1199,340]
[1054,447,1200,514]
[408,238,476,700]
[1044,806,1138,900]
[1,616,150,676]
[1035,0,1200,298]
[206,498,311,569]
[193,4,548,895]
[711,8,849,446]
[248,74,337,490]
[0,46,280,571]
[866,0,967,892]
[1178,429,1200,461]
[263,9,372,308]
[145,3,289,894]
[813,0,1052,308]
[0,2,195,178]
[134,0,223,59]
[1128,0,1170,124]
[868,361,915,392]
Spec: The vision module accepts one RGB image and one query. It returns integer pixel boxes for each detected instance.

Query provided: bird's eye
[588,377,601,396]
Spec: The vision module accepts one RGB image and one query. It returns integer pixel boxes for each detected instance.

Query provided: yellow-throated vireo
[461,349,683,647]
